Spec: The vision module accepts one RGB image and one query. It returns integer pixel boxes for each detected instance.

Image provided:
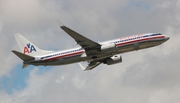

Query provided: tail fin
[14,33,53,56]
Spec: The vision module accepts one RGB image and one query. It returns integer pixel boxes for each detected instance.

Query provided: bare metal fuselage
[27,35,169,66]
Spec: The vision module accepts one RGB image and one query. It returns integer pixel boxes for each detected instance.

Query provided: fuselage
[27,33,169,66]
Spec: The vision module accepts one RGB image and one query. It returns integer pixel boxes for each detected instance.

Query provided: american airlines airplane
[12,21,170,70]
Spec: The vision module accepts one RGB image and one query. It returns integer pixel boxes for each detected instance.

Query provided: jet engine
[101,43,117,52]
[104,55,122,65]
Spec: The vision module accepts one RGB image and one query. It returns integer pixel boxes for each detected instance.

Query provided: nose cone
[165,37,170,41]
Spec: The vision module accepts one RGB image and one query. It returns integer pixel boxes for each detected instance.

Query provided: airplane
[12,21,170,70]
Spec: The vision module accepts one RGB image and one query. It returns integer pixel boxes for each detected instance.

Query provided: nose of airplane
[159,36,170,44]
[165,37,170,41]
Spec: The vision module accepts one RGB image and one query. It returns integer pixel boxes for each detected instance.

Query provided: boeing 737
[12,21,170,70]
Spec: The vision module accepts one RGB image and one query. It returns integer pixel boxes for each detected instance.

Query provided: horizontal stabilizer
[12,50,34,61]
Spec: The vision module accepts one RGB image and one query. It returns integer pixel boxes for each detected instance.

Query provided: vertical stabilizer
[14,33,53,56]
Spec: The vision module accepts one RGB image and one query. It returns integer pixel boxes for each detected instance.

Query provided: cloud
[0,21,18,77]
[0,0,180,103]
[148,88,180,103]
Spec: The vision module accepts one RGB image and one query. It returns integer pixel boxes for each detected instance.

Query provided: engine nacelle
[104,55,122,65]
[101,43,117,52]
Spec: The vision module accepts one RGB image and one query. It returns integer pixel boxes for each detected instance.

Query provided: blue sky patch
[0,64,52,94]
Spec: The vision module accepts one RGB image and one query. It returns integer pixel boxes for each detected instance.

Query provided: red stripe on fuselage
[44,51,84,61]
[116,36,164,47]
[43,35,164,61]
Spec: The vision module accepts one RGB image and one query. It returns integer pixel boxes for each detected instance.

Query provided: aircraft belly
[118,44,135,53]
[117,39,162,53]
[147,40,163,47]
[60,55,83,65]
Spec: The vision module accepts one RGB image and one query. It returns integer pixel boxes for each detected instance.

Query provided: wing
[57,20,101,51]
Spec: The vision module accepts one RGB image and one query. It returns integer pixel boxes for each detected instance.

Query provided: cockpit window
[150,34,157,36]
[150,33,162,36]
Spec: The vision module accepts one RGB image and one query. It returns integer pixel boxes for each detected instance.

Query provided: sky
[0,0,180,103]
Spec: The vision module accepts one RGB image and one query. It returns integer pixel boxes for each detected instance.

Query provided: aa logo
[24,43,36,54]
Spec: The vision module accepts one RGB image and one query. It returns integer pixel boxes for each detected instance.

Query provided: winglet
[22,64,29,68]
[56,19,64,27]
[78,62,101,71]
[78,63,86,71]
